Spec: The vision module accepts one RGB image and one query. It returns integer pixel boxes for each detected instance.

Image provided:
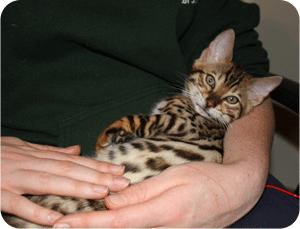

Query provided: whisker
[174,71,190,84]
[226,118,236,131]
[219,120,226,130]
[174,70,190,80]
[163,83,182,91]
[162,91,181,96]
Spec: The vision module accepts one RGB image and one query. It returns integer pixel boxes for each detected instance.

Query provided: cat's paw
[95,118,132,151]
[96,128,131,150]
[106,128,131,144]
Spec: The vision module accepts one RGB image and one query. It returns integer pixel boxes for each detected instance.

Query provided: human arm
[1,137,130,227]
[52,97,274,228]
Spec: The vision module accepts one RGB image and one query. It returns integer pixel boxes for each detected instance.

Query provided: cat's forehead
[189,62,252,97]
[191,62,233,75]
[191,62,249,85]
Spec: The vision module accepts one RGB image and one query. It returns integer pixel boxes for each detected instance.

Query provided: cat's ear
[248,76,283,106]
[197,29,235,64]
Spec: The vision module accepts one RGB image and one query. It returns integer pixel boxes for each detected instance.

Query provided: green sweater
[1,0,269,156]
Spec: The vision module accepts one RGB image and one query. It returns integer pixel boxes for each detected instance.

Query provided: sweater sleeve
[178,0,270,78]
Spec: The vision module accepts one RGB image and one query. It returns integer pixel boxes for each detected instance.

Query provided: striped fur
[4,29,282,228]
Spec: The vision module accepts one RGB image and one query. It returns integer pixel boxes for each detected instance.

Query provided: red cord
[266,185,300,199]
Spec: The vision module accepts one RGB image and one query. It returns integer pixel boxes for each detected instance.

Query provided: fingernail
[106,193,127,207]
[93,185,109,193]
[66,145,80,150]
[53,223,71,228]
[65,145,81,154]
[48,212,63,223]
[114,176,130,187]
[110,165,125,173]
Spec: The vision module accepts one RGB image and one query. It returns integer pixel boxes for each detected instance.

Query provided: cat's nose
[206,100,214,108]
[206,94,221,107]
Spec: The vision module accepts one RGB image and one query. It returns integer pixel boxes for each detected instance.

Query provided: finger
[1,190,63,227]
[53,185,188,228]
[19,157,130,192]
[1,139,80,155]
[12,169,112,199]
[1,137,26,146]
[28,152,126,176]
[2,138,125,176]
[27,143,81,155]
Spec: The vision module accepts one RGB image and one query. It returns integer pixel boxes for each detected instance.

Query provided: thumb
[104,181,154,210]
[104,172,176,210]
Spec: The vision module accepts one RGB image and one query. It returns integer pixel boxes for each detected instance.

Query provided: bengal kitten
[3,29,282,228]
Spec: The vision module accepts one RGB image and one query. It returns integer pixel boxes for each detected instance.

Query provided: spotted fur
[3,29,282,228]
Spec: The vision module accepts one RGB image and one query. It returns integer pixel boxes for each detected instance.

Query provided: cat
[3,29,282,228]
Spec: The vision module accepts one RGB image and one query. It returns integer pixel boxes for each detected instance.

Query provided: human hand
[1,137,130,227]
[53,161,262,228]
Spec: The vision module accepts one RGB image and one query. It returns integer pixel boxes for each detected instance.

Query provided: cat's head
[185,29,282,124]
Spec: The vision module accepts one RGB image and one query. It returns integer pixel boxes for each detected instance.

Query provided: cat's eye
[206,75,215,88]
[226,96,238,104]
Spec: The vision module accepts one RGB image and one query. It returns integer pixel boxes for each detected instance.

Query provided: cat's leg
[96,114,180,150]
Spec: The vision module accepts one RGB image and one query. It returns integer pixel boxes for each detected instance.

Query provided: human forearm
[223,97,274,175]
[220,97,275,225]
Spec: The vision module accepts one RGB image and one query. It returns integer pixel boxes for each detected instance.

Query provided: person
[1,0,298,228]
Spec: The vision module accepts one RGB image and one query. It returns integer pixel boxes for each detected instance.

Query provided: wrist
[222,160,268,224]
[187,161,268,227]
